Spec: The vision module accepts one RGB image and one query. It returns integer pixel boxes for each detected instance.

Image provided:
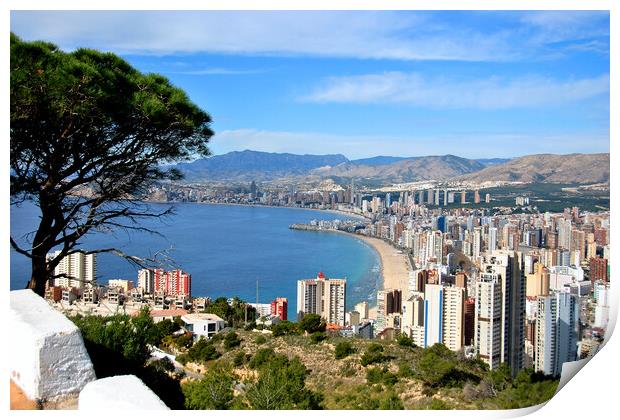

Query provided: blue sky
[10,10,610,159]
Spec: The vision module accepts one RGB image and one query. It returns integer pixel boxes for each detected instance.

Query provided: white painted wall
[78,375,169,410]
[10,290,97,400]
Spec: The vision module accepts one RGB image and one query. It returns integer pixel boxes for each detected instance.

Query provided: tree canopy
[10,33,213,295]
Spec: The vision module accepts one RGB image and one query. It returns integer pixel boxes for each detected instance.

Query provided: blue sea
[10,202,381,319]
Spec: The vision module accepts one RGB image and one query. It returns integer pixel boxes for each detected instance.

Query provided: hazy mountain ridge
[311,154,485,183]
[173,150,609,185]
[456,153,610,184]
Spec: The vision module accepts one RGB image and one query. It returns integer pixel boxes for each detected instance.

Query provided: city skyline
[10,10,610,159]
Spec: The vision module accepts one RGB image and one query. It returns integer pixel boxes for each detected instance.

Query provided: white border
[2,1,616,419]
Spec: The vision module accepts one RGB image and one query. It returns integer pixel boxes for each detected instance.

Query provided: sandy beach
[334,232,411,318]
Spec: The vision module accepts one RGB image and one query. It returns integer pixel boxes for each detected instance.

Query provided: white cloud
[10,10,607,62]
[163,67,268,75]
[301,72,609,109]
[207,128,609,159]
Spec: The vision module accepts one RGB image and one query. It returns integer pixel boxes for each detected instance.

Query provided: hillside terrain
[456,153,610,184]
[171,150,609,186]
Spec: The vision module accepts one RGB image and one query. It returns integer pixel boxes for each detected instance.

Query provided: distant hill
[175,150,348,181]
[350,156,411,166]
[456,153,610,184]
[311,155,485,183]
[476,158,511,167]
[171,150,608,186]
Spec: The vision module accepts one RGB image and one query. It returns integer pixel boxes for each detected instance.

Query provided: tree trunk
[28,253,49,297]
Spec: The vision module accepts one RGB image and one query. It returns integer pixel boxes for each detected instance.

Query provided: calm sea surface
[10,202,381,319]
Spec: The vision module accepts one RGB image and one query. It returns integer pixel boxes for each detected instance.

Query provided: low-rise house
[150,309,188,323]
[181,313,225,340]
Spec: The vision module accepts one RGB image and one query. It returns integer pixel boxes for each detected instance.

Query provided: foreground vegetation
[70,304,559,410]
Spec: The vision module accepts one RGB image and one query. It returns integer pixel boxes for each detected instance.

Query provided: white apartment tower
[297,272,346,326]
[476,250,525,375]
[535,292,579,376]
[443,286,466,352]
[475,273,503,370]
[47,250,96,290]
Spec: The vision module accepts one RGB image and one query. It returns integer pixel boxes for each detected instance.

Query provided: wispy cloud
[163,67,268,76]
[301,72,609,109]
[209,129,609,159]
[10,10,609,62]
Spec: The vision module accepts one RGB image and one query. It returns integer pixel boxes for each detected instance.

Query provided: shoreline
[146,200,370,222]
[305,229,410,318]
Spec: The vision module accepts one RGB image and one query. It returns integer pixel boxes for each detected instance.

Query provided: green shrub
[183,367,235,409]
[310,332,327,344]
[233,352,246,367]
[223,331,241,350]
[299,314,326,333]
[396,333,415,348]
[335,341,355,359]
[255,335,267,345]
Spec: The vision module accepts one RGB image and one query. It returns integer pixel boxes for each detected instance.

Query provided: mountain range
[173,149,609,185]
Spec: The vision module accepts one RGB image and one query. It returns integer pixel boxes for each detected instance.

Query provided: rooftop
[181,313,224,322]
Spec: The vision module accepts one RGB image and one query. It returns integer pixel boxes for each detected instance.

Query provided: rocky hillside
[456,153,610,184]
[311,155,485,183]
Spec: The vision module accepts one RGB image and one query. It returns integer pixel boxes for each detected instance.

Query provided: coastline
[308,229,411,318]
[146,200,369,222]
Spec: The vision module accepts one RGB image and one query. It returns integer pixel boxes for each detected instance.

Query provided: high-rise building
[475,273,503,370]
[461,191,467,204]
[526,263,550,298]
[271,297,288,321]
[464,297,475,346]
[474,190,481,204]
[476,251,525,375]
[589,257,608,284]
[424,284,444,348]
[488,227,498,252]
[354,301,369,320]
[297,272,346,326]
[47,250,96,290]
[152,268,192,297]
[485,193,491,203]
[473,227,483,259]
[443,286,466,351]
[376,289,402,332]
[138,268,155,294]
[535,292,579,376]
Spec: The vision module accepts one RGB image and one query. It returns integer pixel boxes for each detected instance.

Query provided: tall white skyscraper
[424,284,444,348]
[535,292,579,376]
[297,272,346,326]
[47,250,96,290]
[476,251,525,375]
[443,286,466,352]
[475,273,503,370]
[488,227,498,252]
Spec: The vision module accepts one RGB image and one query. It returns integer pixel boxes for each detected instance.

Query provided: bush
[396,334,415,348]
[183,367,235,409]
[366,366,398,386]
[271,320,299,337]
[245,355,322,409]
[310,332,327,344]
[335,341,355,359]
[366,367,384,384]
[397,362,415,378]
[187,339,221,363]
[360,344,390,367]
[299,314,326,333]
[249,348,279,369]
[149,357,175,373]
[255,335,267,345]
[224,332,241,350]
[233,352,246,367]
